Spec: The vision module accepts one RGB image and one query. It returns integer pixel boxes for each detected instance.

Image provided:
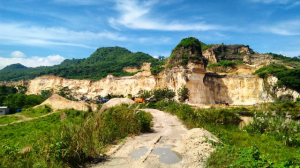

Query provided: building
[0,106,10,115]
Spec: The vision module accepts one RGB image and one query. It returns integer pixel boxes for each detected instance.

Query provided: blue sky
[0,0,300,69]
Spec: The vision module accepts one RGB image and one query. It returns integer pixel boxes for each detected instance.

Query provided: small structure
[0,106,10,115]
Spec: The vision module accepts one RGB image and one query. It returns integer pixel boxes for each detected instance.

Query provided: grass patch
[0,115,22,125]
[208,60,244,73]
[21,104,53,117]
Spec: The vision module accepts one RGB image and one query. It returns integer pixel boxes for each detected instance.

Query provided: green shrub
[153,88,175,101]
[150,65,165,75]
[245,114,300,147]
[137,90,152,98]
[177,85,189,102]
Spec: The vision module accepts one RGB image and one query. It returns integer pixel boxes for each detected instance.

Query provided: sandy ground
[38,94,97,112]
[99,98,135,113]
[93,109,217,168]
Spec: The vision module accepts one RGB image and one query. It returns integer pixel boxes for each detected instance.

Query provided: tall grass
[139,100,300,167]
[0,115,22,125]
[0,104,152,168]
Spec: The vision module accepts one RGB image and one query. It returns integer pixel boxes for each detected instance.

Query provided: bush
[153,88,175,101]
[245,114,300,147]
[137,90,152,99]
[177,85,189,102]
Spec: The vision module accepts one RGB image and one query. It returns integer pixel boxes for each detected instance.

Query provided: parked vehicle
[146,98,156,102]
[134,98,146,103]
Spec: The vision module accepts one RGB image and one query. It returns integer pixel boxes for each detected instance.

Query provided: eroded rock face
[266,76,300,101]
[204,74,272,105]
[25,66,299,105]
[27,74,156,99]
[202,45,255,64]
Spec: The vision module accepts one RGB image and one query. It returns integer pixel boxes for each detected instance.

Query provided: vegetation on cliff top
[0,47,160,81]
[254,63,300,92]
[266,52,300,67]
[207,60,244,73]
[167,37,205,68]
[173,37,202,51]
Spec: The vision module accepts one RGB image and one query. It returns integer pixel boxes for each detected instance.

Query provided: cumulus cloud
[10,51,26,58]
[0,55,65,70]
[109,0,226,31]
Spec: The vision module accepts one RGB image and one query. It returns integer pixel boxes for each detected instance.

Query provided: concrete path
[93,109,215,168]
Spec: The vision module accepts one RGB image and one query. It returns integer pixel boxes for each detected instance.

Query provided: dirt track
[93,109,217,168]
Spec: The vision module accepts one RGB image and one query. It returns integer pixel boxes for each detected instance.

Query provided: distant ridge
[0,47,159,81]
[1,63,28,71]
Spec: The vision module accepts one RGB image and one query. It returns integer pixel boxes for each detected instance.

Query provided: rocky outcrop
[265,76,300,101]
[123,62,151,73]
[201,45,275,65]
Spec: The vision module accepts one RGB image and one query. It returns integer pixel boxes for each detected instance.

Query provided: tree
[153,88,175,101]
[137,90,152,98]
[177,85,189,102]
[158,56,165,61]
[17,85,27,94]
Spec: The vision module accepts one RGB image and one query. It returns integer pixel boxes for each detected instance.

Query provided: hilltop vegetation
[254,63,300,92]
[0,47,160,81]
[267,52,300,67]
[167,37,205,68]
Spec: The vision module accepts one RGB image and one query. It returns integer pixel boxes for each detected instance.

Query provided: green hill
[1,63,28,71]
[0,47,159,81]
[166,37,206,68]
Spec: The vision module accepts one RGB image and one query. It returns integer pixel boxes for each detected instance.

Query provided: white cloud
[261,20,300,35]
[109,0,226,31]
[250,0,291,4]
[280,50,300,57]
[0,55,65,70]
[10,51,26,58]
[0,23,128,49]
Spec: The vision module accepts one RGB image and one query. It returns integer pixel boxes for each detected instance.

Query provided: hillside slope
[0,47,159,81]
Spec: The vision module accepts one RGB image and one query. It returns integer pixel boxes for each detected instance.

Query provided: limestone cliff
[25,65,299,105]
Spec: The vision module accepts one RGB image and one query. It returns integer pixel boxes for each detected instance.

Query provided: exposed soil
[93,109,217,168]
[37,94,97,111]
[99,98,135,113]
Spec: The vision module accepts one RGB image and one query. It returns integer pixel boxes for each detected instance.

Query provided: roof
[0,106,8,108]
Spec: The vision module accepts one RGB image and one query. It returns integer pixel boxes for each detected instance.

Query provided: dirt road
[93,108,217,168]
